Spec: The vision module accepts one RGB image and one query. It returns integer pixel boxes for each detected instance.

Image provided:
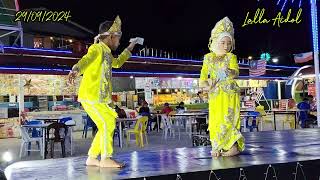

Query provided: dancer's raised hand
[68,66,79,85]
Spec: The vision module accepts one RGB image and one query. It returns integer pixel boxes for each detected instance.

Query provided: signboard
[144,78,153,104]
[135,77,198,89]
[135,77,159,89]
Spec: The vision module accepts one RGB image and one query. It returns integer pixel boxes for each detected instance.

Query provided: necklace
[215,54,226,62]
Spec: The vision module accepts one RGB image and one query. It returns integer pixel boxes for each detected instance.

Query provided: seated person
[115,105,127,130]
[175,102,187,126]
[297,98,317,128]
[154,103,173,130]
[139,101,155,131]
[115,105,127,118]
[161,102,173,115]
[307,95,316,111]
[139,101,151,116]
[176,102,186,113]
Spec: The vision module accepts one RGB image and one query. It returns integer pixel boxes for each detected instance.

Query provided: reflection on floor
[5,129,320,180]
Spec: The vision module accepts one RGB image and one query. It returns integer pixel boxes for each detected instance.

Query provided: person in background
[175,101,188,128]
[307,95,316,111]
[176,102,185,112]
[153,103,173,130]
[115,105,126,131]
[161,102,173,115]
[197,92,204,103]
[135,99,143,112]
[139,101,151,116]
[297,97,317,128]
[139,101,154,131]
[288,98,296,109]
[115,105,127,118]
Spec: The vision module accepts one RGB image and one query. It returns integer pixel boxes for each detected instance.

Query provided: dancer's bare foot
[211,150,221,157]
[86,157,100,166]
[221,145,240,157]
[99,158,125,168]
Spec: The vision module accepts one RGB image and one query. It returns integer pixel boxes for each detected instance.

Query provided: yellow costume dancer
[68,16,137,167]
[199,17,245,157]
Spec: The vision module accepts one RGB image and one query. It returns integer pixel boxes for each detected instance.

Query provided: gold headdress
[94,15,122,43]
[107,15,122,34]
[208,17,235,52]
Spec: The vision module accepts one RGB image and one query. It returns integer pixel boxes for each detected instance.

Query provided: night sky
[19,0,319,66]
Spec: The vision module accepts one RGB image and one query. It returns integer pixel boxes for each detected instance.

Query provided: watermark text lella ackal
[242,8,302,28]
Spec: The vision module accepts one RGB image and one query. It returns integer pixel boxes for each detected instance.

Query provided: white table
[271,110,301,130]
[35,117,60,123]
[170,112,208,117]
[27,111,84,131]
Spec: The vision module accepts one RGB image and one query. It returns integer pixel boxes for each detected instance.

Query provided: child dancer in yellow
[199,17,245,157]
[68,16,137,167]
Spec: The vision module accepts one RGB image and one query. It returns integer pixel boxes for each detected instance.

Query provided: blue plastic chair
[25,120,42,137]
[113,126,121,147]
[82,115,97,138]
[24,120,42,155]
[59,117,73,124]
[242,111,260,132]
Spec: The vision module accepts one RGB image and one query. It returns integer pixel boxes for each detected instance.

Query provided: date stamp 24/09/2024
[14,10,71,22]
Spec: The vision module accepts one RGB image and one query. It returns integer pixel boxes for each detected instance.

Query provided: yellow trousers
[81,102,118,159]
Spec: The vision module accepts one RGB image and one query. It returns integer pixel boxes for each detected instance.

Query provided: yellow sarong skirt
[208,89,245,152]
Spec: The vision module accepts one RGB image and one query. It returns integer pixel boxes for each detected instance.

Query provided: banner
[144,78,153,104]
[135,77,197,89]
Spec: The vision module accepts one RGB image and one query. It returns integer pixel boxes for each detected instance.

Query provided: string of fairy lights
[257,0,303,11]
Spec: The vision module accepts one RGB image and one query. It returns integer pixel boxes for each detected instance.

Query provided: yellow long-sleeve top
[200,52,240,96]
[75,42,131,104]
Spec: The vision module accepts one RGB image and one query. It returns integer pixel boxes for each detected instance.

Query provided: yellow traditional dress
[200,52,245,152]
[74,16,131,159]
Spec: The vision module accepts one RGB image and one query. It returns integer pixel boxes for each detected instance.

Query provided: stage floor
[5,129,320,180]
